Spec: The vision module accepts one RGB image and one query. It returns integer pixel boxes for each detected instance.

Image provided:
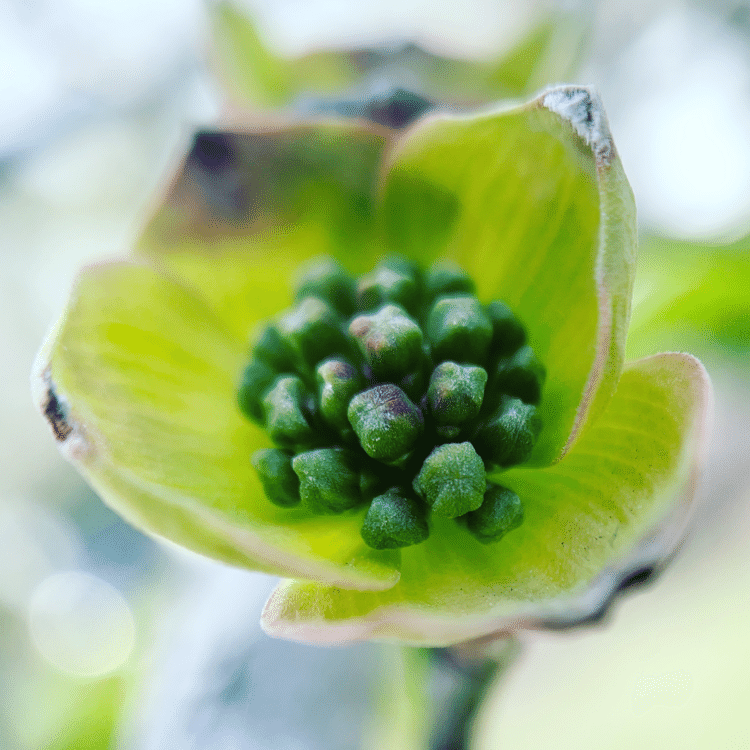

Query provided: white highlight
[609,8,750,237]
[28,571,135,677]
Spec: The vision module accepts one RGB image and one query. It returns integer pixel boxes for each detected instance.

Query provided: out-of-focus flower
[208,1,588,114]
[34,85,710,646]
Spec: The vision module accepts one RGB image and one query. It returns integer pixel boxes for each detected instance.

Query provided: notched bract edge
[541,85,614,164]
[32,360,91,464]
[42,380,71,442]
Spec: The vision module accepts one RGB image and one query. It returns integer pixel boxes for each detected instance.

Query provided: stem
[362,646,433,750]
[362,639,521,750]
[430,639,521,750]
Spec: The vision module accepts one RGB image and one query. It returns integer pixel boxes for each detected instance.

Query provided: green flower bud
[424,261,475,302]
[426,295,493,365]
[361,487,429,550]
[465,483,523,543]
[292,447,362,514]
[486,300,526,356]
[294,257,356,316]
[413,441,486,518]
[251,449,300,507]
[237,256,545,550]
[348,384,424,463]
[252,324,297,372]
[279,296,349,368]
[237,358,277,423]
[427,361,487,425]
[263,376,315,448]
[349,304,423,380]
[316,358,365,432]
[492,345,546,405]
[357,261,420,314]
[473,397,542,467]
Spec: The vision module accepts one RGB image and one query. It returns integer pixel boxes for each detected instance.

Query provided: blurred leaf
[209,2,588,110]
[44,677,123,750]
[211,3,359,106]
[484,16,587,96]
[4,664,123,750]
[628,232,750,361]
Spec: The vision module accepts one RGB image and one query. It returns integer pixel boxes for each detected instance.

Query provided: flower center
[237,257,545,550]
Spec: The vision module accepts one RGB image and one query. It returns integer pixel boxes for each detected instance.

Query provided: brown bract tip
[43,385,73,442]
[541,86,615,165]
[33,364,91,463]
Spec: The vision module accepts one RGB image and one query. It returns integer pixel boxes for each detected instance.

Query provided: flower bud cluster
[237,257,545,550]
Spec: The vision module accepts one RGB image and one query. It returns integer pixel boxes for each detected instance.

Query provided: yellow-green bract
[33,86,711,647]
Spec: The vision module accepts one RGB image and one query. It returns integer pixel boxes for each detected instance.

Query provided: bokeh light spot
[28,570,135,677]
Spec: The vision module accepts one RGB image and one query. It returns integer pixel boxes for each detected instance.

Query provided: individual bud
[279,296,349,368]
[348,384,424,463]
[317,359,365,432]
[357,261,420,315]
[252,323,297,372]
[424,261,475,302]
[486,300,526,356]
[263,376,316,448]
[473,397,542,467]
[237,359,276,423]
[427,361,487,425]
[492,345,546,405]
[294,257,356,316]
[349,304,423,380]
[292,448,362,513]
[426,295,493,365]
[465,483,523,544]
[361,487,429,550]
[251,449,300,507]
[413,441,486,518]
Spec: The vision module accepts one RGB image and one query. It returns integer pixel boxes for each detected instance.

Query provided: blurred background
[1,0,749,747]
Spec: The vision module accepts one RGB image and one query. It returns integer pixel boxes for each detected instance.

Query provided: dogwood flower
[34,86,710,647]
